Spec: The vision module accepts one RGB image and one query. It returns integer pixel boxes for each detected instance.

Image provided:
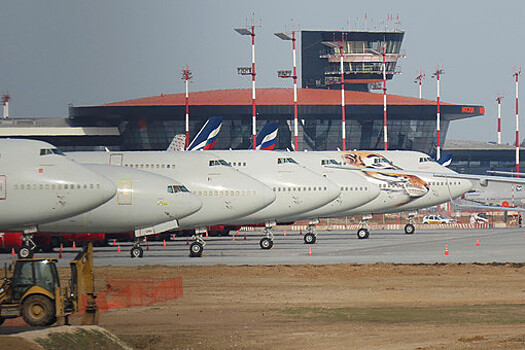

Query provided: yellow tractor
[0,242,98,327]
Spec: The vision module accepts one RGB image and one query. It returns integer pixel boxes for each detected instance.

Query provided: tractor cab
[9,259,60,301]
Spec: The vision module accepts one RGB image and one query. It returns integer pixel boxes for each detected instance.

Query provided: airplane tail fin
[166,134,186,151]
[254,123,279,150]
[437,153,453,168]
[186,116,223,151]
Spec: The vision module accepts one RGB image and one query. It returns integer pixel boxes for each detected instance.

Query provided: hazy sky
[1,1,524,143]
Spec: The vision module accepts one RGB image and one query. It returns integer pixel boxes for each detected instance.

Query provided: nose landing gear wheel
[17,245,34,259]
[357,228,370,239]
[259,237,273,250]
[189,242,204,257]
[304,233,316,244]
[130,246,144,258]
[404,224,415,235]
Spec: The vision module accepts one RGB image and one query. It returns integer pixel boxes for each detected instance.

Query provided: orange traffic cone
[445,244,449,256]
[476,239,480,246]
[232,235,235,241]
[58,251,62,259]
[244,234,246,240]
[11,248,15,256]
[117,244,121,253]
[205,231,209,238]
[236,230,240,236]
[146,237,150,251]
[113,239,116,246]
[72,241,76,249]
[163,240,167,247]
[284,231,287,237]
[186,239,189,245]
[308,247,312,257]
[300,229,303,235]
[60,243,63,252]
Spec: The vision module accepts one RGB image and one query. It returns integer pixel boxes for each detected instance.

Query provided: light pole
[432,66,445,160]
[382,41,387,151]
[414,71,425,99]
[514,68,521,174]
[181,65,192,149]
[235,26,257,149]
[275,31,298,151]
[496,94,503,145]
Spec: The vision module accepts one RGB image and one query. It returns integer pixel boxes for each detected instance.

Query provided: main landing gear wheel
[130,245,144,258]
[404,224,415,235]
[189,242,204,257]
[304,233,316,244]
[259,237,273,250]
[17,245,34,259]
[357,228,370,239]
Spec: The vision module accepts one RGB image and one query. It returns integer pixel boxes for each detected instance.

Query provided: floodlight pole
[235,26,257,150]
[181,66,192,149]
[382,42,387,151]
[339,41,346,151]
[2,93,9,119]
[275,31,298,151]
[514,68,521,175]
[496,95,503,145]
[414,71,425,99]
[432,67,445,160]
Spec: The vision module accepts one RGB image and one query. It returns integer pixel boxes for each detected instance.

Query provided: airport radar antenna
[181,65,193,149]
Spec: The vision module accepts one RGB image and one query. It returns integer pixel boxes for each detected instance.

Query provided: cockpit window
[321,159,340,166]
[168,185,190,193]
[209,159,231,167]
[373,157,391,165]
[40,148,64,156]
[419,157,434,163]
[277,157,298,165]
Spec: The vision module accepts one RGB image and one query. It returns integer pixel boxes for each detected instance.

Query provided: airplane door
[117,180,133,205]
[0,175,5,200]
[109,153,124,166]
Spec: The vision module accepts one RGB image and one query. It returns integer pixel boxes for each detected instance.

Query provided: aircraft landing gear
[130,240,144,258]
[304,220,318,244]
[404,213,417,235]
[17,233,37,259]
[189,233,206,257]
[357,215,372,239]
[259,226,274,250]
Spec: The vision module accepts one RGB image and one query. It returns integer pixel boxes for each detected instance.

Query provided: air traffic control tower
[302,30,405,91]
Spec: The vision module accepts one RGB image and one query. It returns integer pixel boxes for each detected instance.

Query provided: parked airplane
[210,150,341,249]
[329,150,473,238]
[254,123,279,150]
[275,151,381,243]
[36,164,202,258]
[0,139,116,233]
[66,150,276,256]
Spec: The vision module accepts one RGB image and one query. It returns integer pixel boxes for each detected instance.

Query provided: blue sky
[1,0,524,143]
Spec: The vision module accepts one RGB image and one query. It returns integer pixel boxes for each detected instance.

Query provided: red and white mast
[275,30,299,150]
[496,94,503,145]
[339,37,346,151]
[432,66,445,160]
[414,71,425,99]
[235,23,258,149]
[181,65,192,149]
[382,41,387,151]
[514,68,521,174]
[2,93,9,119]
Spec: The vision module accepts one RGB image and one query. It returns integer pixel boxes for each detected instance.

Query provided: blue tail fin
[255,123,279,150]
[187,117,223,151]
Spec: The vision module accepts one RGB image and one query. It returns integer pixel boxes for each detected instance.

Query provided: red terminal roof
[103,88,453,107]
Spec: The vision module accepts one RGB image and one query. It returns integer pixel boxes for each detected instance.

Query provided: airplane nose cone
[96,173,117,203]
[181,194,203,218]
[166,193,203,220]
[261,185,277,207]
[324,179,342,204]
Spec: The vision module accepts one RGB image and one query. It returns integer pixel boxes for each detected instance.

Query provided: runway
[2,227,523,267]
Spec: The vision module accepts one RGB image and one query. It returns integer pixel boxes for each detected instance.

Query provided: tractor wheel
[22,295,56,327]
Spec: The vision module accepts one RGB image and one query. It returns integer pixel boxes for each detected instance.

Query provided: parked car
[470,212,489,224]
[422,214,455,224]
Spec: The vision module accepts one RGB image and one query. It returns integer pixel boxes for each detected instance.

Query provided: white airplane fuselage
[210,150,341,225]
[67,151,276,230]
[0,139,116,230]
[276,151,381,220]
[39,164,202,234]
